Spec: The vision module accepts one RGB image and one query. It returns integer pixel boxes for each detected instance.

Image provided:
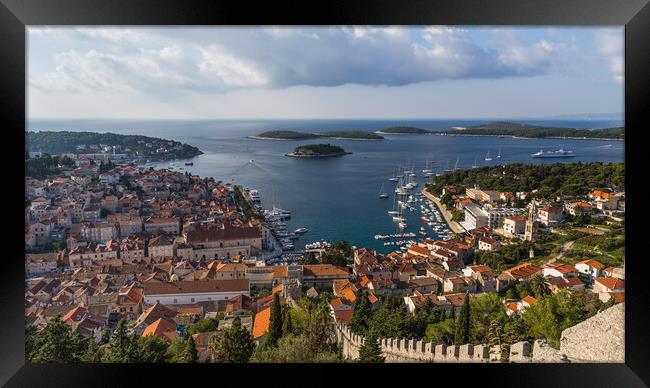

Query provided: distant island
[445,122,624,140]
[286,143,351,158]
[319,131,383,140]
[376,126,431,135]
[26,131,203,160]
[249,131,321,140]
[250,130,383,140]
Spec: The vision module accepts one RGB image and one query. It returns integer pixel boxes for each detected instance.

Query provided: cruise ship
[531,148,576,158]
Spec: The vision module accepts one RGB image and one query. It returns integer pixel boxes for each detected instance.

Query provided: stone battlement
[335,303,624,363]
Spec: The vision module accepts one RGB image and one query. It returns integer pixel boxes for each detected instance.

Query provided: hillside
[26,131,203,160]
[377,126,431,134]
[452,122,624,139]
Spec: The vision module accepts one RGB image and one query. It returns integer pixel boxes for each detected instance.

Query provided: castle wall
[334,303,623,363]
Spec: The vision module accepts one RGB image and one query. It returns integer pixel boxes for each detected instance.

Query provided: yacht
[531,148,576,158]
[294,227,308,234]
[393,216,406,222]
[398,221,407,229]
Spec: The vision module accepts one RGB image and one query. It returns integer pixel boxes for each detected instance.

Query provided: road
[546,241,575,265]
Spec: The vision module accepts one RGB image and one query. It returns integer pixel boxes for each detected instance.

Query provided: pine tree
[212,316,255,363]
[103,319,138,363]
[81,337,103,362]
[267,293,283,347]
[350,291,372,335]
[358,331,385,363]
[29,315,77,362]
[454,292,471,345]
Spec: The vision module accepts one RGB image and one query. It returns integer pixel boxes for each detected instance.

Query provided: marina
[57,118,623,253]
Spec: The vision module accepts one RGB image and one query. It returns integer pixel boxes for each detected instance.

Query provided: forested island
[426,162,625,200]
[376,126,431,134]
[26,131,203,160]
[446,122,624,140]
[286,144,351,158]
[250,130,382,140]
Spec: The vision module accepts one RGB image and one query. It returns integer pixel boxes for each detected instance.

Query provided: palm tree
[530,275,547,298]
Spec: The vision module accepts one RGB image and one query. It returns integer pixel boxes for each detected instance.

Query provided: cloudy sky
[28,26,623,120]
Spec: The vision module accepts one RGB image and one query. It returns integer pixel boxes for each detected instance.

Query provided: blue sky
[27,26,623,119]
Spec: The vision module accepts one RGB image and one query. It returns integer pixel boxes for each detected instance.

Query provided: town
[25,153,625,362]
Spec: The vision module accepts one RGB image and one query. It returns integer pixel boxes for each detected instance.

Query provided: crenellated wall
[335,322,531,363]
[335,303,624,363]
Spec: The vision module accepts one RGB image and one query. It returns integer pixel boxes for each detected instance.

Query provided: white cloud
[28,26,621,99]
[198,46,269,87]
[596,30,624,83]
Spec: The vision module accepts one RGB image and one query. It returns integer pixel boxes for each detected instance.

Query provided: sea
[28,119,625,253]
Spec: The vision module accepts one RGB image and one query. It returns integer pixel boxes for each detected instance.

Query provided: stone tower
[524,201,537,242]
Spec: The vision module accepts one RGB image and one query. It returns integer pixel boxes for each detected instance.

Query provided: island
[319,131,383,140]
[375,126,431,135]
[26,131,204,160]
[249,130,321,140]
[286,143,351,158]
[250,130,383,140]
[444,122,624,140]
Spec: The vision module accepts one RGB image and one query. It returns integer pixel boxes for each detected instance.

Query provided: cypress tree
[282,306,293,336]
[350,291,372,335]
[358,331,385,363]
[267,293,283,347]
[185,334,198,363]
[455,292,471,345]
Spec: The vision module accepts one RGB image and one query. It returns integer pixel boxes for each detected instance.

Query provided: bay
[28,119,625,252]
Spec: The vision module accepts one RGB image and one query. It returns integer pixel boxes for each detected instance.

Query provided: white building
[143,279,250,305]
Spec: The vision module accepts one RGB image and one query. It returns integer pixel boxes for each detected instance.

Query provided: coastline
[247,135,315,141]
[248,135,382,141]
[286,152,352,158]
[438,133,624,141]
[420,188,465,234]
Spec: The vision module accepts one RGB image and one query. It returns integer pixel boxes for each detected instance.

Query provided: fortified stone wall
[335,303,624,363]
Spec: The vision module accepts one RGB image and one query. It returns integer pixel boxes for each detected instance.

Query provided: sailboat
[443,159,452,173]
[485,151,493,161]
[389,166,400,181]
[496,149,502,159]
[379,183,389,199]
[472,156,479,169]
[422,159,432,174]
[388,194,400,216]
[453,158,460,171]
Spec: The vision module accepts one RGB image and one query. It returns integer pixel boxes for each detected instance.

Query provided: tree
[81,337,103,362]
[530,275,548,298]
[211,317,255,363]
[186,318,219,336]
[266,293,283,347]
[455,293,471,345]
[358,331,385,363]
[103,319,139,363]
[29,315,78,362]
[137,335,170,363]
[350,291,372,335]
[185,335,198,363]
[282,305,294,336]
[250,334,339,363]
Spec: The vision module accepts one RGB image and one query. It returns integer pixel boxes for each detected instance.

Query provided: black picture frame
[2,0,648,386]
